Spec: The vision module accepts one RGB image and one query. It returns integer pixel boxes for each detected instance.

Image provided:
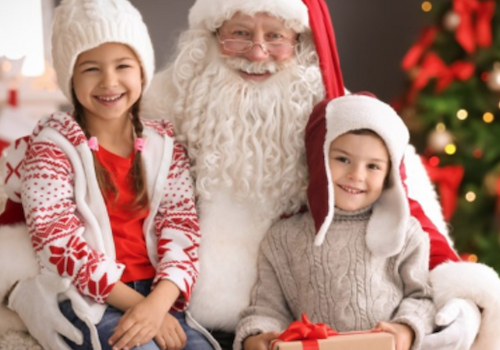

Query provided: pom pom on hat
[52,0,155,101]
[306,94,410,257]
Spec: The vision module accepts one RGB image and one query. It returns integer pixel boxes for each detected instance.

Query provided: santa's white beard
[168,36,325,218]
[143,32,325,332]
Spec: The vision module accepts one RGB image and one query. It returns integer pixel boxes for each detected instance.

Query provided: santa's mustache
[221,56,294,75]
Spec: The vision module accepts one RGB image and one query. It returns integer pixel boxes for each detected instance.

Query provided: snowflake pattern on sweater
[153,141,200,310]
[20,112,199,308]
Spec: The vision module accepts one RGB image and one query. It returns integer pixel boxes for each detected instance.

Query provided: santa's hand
[7,275,83,350]
[422,298,480,350]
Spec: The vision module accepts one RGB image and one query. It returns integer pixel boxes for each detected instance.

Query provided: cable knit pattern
[235,209,435,350]
[20,112,199,310]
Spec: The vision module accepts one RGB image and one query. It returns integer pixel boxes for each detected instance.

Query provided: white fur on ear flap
[365,180,407,257]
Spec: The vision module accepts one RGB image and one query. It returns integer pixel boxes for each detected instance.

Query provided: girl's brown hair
[72,90,149,212]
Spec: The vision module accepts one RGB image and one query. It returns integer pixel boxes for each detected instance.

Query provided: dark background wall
[56,0,430,102]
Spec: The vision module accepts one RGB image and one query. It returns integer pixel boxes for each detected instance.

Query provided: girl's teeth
[99,95,121,102]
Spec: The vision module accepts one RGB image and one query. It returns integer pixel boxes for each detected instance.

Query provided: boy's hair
[72,91,149,212]
[348,128,378,137]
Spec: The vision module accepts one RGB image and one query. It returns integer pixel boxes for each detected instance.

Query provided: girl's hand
[373,321,414,350]
[243,331,280,350]
[109,297,163,350]
[154,313,187,350]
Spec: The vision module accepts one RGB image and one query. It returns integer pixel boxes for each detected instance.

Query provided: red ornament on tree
[421,157,465,221]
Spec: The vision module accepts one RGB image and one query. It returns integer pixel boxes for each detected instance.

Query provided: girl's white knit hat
[188,0,310,32]
[51,0,155,101]
[306,94,410,257]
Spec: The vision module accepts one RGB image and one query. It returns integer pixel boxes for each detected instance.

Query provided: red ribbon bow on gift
[421,157,464,221]
[276,313,337,350]
[402,26,438,71]
[454,0,495,53]
[274,314,385,350]
[409,53,474,102]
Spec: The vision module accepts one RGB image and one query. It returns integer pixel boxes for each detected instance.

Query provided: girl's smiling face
[72,42,143,123]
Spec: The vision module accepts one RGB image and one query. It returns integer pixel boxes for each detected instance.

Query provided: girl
[5,0,214,349]
[235,94,436,350]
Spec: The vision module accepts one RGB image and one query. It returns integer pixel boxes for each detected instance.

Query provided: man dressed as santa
[0,0,499,350]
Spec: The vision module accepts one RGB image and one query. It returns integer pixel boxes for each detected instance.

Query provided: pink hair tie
[88,137,99,151]
[134,137,146,152]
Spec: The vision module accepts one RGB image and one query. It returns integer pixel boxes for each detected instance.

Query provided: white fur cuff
[430,261,500,350]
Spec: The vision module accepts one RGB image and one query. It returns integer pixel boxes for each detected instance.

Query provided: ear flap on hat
[365,158,408,257]
[305,99,334,246]
[302,0,346,245]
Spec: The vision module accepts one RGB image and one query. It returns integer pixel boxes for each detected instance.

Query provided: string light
[436,122,446,131]
[457,109,468,120]
[483,112,495,123]
[473,149,483,158]
[467,254,478,263]
[445,144,457,155]
[422,1,433,12]
[465,191,476,202]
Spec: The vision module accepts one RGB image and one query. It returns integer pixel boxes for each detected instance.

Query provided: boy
[235,94,435,350]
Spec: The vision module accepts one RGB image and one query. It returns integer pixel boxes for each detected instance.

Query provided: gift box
[272,331,394,350]
[271,314,395,350]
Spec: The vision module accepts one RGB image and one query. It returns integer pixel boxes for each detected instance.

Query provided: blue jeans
[59,279,214,350]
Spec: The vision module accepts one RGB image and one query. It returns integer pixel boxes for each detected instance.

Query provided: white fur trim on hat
[316,95,410,257]
[188,0,310,32]
[52,0,155,101]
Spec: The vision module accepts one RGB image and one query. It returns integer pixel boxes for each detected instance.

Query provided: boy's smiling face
[328,132,390,211]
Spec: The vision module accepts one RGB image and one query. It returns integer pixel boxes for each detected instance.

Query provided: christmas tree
[396,0,500,272]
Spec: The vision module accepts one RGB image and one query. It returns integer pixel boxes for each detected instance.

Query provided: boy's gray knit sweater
[234,207,435,350]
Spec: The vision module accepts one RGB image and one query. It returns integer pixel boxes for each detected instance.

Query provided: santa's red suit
[0,0,499,349]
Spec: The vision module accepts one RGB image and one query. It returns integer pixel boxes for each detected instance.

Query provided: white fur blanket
[0,225,40,349]
[0,331,41,350]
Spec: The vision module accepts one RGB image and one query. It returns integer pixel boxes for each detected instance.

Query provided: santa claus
[0,0,499,350]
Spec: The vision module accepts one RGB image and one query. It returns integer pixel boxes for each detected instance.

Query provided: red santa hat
[306,94,410,257]
[188,0,345,99]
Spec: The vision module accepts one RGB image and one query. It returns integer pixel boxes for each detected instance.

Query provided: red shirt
[95,145,155,283]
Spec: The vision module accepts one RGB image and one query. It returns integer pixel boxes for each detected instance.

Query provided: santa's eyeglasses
[218,37,297,55]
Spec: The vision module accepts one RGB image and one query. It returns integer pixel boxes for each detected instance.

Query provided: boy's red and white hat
[306,94,410,256]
